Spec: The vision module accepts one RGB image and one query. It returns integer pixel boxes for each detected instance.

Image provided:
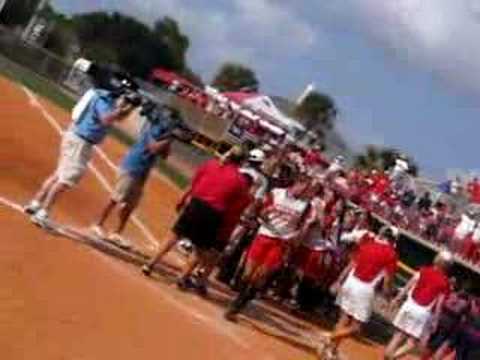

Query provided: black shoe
[191,276,208,296]
[141,264,152,277]
[177,277,196,291]
[195,282,208,297]
[224,309,239,322]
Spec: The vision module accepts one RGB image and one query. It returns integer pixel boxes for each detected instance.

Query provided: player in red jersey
[385,251,452,360]
[224,175,313,321]
[318,226,398,358]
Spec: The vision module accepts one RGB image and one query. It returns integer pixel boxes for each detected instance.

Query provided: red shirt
[353,240,398,283]
[217,191,253,242]
[371,173,390,195]
[304,150,329,168]
[468,181,480,204]
[190,159,250,212]
[411,266,450,307]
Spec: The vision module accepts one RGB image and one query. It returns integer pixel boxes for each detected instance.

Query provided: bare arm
[433,294,446,320]
[393,273,418,303]
[335,260,354,287]
[101,104,134,126]
[147,138,172,155]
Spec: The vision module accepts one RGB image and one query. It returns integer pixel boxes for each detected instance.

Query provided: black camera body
[87,63,139,99]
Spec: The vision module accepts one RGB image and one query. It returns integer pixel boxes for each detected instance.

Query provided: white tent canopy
[242,95,305,135]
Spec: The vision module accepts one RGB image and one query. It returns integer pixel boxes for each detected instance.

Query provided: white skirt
[337,273,376,323]
[393,297,432,339]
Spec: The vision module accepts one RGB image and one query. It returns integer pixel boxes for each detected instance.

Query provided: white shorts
[56,131,94,187]
[337,273,376,323]
[393,297,432,339]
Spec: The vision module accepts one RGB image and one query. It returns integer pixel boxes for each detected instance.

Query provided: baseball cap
[334,155,345,163]
[248,149,266,163]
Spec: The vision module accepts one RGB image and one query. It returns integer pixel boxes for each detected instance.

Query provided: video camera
[86,63,141,106]
[140,100,181,125]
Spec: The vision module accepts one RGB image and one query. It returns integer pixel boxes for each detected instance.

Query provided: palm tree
[211,62,259,92]
[354,145,419,176]
[294,91,337,138]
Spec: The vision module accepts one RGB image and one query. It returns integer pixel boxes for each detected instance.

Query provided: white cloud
[53,0,480,97]
[324,0,480,95]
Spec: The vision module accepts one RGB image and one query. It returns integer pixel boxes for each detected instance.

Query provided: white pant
[56,131,93,187]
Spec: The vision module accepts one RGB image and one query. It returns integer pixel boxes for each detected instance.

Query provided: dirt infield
[0,76,405,359]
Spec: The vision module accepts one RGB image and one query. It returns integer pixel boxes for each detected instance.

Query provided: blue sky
[51,0,480,178]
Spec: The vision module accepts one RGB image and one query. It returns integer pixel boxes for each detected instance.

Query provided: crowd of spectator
[286,145,480,268]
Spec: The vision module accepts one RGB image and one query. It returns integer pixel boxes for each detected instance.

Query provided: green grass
[0,60,189,189]
[0,60,76,110]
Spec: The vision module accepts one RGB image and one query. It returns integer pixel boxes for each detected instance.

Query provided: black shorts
[173,198,223,251]
[428,325,456,351]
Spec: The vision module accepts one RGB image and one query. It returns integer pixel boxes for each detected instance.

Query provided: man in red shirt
[318,226,398,358]
[385,251,452,360]
[141,147,252,286]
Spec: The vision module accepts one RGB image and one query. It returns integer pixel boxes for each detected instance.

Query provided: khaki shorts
[112,172,146,209]
[56,132,94,187]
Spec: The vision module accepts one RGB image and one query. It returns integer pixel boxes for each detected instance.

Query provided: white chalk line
[21,86,159,252]
[0,195,24,213]
[0,193,249,349]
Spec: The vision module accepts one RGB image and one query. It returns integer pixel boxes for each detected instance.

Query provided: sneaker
[177,239,194,255]
[108,233,132,249]
[30,209,49,228]
[324,346,339,360]
[315,333,332,357]
[23,200,41,215]
[90,225,106,239]
[141,264,153,277]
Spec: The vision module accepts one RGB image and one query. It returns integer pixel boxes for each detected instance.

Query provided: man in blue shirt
[91,105,178,248]
[24,89,140,228]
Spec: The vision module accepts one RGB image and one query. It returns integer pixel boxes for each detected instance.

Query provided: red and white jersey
[259,188,310,240]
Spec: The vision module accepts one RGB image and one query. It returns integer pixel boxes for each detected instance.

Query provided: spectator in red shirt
[318,226,398,358]
[371,171,391,196]
[142,147,252,286]
[385,251,452,360]
[467,177,480,204]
